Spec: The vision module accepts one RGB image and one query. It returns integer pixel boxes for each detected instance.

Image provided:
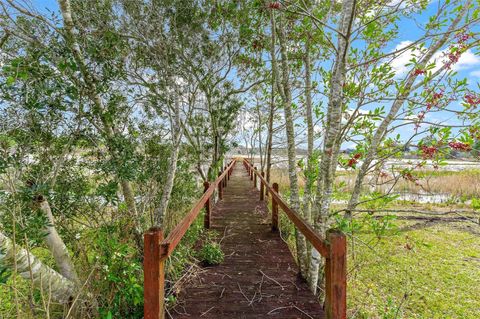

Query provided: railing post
[250,165,253,181]
[325,229,347,319]
[144,227,165,319]
[223,166,227,188]
[254,166,257,188]
[203,181,211,229]
[272,183,279,232]
[226,166,229,183]
[218,171,223,200]
[260,171,265,201]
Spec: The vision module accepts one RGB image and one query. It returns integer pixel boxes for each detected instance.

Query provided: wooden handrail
[243,158,346,319]
[144,159,236,319]
[160,160,236,259]
[253,166,328,257]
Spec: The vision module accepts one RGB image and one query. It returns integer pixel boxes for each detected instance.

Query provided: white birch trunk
[37,198,78,283]
[154,92,183,226]
[271,12,309,277]
[0,231,76,304]
[303,36,318,292]
[309,0,357,295]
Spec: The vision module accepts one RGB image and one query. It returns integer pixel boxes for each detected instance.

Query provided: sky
[21,0,480,149]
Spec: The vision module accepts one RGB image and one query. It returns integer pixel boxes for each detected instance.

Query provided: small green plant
[471,197,480,210]
[365,214,398,239]
[198,242,224,265]
[362,192,399,210]
[381,296,405,319]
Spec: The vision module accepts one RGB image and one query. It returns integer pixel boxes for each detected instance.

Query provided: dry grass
[396,170,480,198]
[268,168,304,191]
[336,169,480,199]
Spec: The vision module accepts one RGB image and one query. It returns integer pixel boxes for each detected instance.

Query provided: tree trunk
[37,197,78,283]
[257,105,265,171]
[309,0,357,295]
[303,35,318,293]
[120,180,138,217]
[266,73,275,183]
[154,93,182,226]
[271,11,308,277]
[0,231,76,304]
[303,36,314,225]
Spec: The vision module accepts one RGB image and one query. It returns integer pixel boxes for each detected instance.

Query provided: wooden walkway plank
[170,164,325,319]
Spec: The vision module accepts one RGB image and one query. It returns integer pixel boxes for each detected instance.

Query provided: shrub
[198,242,224,265]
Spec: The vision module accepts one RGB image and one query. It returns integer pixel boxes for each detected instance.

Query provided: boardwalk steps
[143,159,346,319]
[170,166,324,318]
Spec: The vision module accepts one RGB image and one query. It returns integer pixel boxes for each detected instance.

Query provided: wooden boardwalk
[171,164,325,318]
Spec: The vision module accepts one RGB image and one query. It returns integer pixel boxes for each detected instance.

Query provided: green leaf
[6,76,15,85]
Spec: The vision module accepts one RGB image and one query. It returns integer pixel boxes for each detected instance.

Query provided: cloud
[431,49,480,72]
[390,40,480,77]
[453,50,480,71]
[390,41,416,76]
[470,70,480,78]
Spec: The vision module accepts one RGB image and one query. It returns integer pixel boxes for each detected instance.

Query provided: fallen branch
[259,270,285,290]
[267,305,314,319]
[200,306,215,317]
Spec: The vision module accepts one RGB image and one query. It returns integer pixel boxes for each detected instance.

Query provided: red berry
[268,2,281,9]
[448,141,471,152]
[413,69,426,76]
[421,146,437,159]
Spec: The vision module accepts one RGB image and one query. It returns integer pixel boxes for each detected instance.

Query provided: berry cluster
[444,33,471,69]
[268,2,281,9]
[421,145,438,159]
[401,171,419,186]
[414,111,426,131]
[448,141,471,152]
[464,93,480,108]
[379,171,389,178]
[413,68,426,76]
[446,51,462,68]
[417,111,425,120]
[426,91,444,111]
[456,33,471,43]
[347,153,362,168]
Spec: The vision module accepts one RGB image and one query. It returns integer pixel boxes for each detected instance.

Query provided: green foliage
[87,224,144,319]
[365,214,398,239]
[198,242,224,265]
[197,230,224,265]
[166,214,204,281]
[472,198,480,210]
[335,213,398,239]
[361,192,399,210]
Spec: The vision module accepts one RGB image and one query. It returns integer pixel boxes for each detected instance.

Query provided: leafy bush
[86,224,144,319]
[198,242,224,265]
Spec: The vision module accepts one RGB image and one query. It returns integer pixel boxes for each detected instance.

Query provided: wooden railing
[243,158,347,319]
[143,160,236,319]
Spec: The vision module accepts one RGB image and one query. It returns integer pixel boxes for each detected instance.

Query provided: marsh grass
[336,169,480,199]
[265,167,480,318]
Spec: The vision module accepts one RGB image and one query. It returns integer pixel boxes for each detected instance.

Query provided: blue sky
[32,0,58,12]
